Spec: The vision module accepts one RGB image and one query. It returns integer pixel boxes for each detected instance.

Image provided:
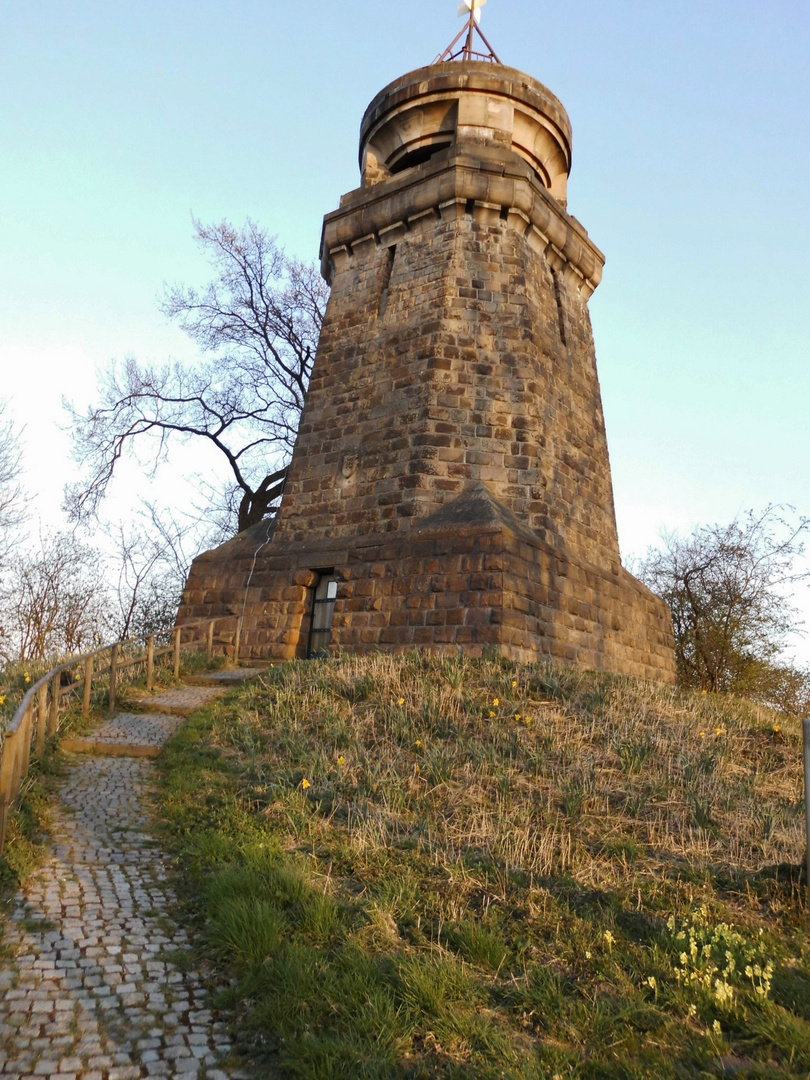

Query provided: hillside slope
[159,653,809,1079]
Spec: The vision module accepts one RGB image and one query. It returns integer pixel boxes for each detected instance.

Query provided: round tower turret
[359,62,572,206]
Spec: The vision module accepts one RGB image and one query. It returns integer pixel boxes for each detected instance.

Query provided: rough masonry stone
[177,61,677,683]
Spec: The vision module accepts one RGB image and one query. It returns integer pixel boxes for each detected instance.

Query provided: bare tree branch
[64,219,328,534]
[0,400,27,562]
[102,503,192,639]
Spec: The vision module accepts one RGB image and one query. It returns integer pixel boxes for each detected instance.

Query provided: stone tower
[178,60,676,682]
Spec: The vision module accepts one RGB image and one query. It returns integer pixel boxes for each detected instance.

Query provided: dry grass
[214,652,804,885]
[159,652,810,1079]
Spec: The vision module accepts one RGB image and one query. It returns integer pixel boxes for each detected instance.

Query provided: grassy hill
[158,653,809,1079]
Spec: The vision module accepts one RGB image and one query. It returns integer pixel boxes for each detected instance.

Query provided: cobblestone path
[0,686,242,1080]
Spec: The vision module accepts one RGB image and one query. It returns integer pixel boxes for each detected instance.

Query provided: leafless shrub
[0,533,108,664]
[635,506,810,712]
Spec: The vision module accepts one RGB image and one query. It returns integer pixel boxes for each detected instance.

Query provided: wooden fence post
[146,635,155,691]
[0,728,19,854]
[1,619,208,855]
[36,683,48,756]
[10,725,24,809]
[48,673,61,736]
[109,644,118,710]
[19,704,33,781]
[83,655,93,719]
[804,717,810,928]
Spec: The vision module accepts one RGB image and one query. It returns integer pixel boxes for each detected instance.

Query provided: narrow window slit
[551,269,567,345]
[377,245,396,317]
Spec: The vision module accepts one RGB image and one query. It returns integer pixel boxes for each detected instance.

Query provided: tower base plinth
[179,486,675,683]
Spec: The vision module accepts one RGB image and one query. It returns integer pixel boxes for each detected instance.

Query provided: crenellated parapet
[322,151,604,300]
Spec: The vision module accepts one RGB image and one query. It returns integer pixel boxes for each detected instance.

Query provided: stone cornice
[320,151,604,299]
[359,63,572,172]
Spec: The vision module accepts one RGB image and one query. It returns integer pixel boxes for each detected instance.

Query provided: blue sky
[1,1,809,653]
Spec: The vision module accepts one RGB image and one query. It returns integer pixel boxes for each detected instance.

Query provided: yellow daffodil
[397,697,405,706]
[699,731,706,738]
[525,716,532,724]
[0,695,5,705]
[23,672,30,683]
[515,713,521,721]
[511,681,517,688]
[492,698,499,707]
[337,756,345,766]
[489,710,496,718]
[300,778,310,790]
[715,728,723,736]
[415,739,422,748]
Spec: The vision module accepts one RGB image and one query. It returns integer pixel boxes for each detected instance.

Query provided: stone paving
[61,714,187,758]
[0,686,244,1080]
[125,688,225,718]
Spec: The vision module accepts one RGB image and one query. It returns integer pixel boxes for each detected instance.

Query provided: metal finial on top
[434,0,501,64]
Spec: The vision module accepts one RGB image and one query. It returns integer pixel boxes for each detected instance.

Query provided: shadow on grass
[154,656,810,1080]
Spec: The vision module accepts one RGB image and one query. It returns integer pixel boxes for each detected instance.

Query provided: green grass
[155,653,810,1078]
[0,743,63,938]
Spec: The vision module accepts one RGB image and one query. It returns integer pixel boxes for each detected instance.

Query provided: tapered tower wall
[281,197,619,568]
[177,62,676,683]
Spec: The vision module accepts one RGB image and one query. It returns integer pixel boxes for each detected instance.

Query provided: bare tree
[103,504,193,640]
[181,476,249,551]
[636,506,810,709]
[0,533,108,664]
[64,218,328,534]
[0,505,197,666]
[0,400,26,562]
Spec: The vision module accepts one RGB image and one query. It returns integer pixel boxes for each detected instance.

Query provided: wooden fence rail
[0,614,243,854]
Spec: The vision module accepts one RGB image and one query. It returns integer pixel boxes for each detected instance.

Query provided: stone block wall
[179,486,676,684]
[177,61,677,684]
[279,158,620,574]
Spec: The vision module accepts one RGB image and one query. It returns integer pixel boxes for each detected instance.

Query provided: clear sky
[1,1,809,655]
